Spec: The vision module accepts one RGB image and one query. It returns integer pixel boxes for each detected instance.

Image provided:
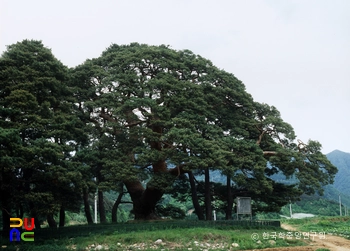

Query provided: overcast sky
[1,0,349,154]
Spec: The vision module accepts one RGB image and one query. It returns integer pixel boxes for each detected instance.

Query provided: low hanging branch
[256,129,266,146]
[169,163,188,177]
[256,123,290,156]
[256,126,279,156]
[262,151,278,156]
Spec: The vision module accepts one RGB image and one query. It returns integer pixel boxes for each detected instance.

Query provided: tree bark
[124,170,174,220]
[188,171,204,220]
[98,190,107,223]
[226,175,233,220]
[204,168,212,221]
[112,189,124,223]
[123,127,189,221]
[83,189,93,224]
[133,185,164,220]
[1,207,11,237]
[47,213,57,228]
[34,216,41,229]
[59,205,65,227]
[263,151,278,156]
[28,201,41,229]
[122,122,178,220]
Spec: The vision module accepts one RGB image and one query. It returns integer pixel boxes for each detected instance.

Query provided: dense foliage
[0,40,337,231]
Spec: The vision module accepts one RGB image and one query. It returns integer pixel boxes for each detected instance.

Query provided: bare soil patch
[246,223,350,251]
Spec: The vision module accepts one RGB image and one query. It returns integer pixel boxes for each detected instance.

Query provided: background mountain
[326,150,350,196]
[323,150,350,208]
[281,149,350,216]
[209,149,350,216]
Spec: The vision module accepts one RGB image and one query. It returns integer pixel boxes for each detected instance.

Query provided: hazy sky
[1,0,349,154]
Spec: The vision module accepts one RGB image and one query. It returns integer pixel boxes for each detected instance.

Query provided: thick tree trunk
[83,189,93,224]
[204,168,212,221]
[47,213,57,228]
[226,175,233,220]
[133,185,164,220]
[98,190,107,223]
[188,171,204,220]
[59,205,65,227]
[1,207,11,237]
[28,202,41,229]
[124,168,174,220]
[34,216,41,229]
[123,179,145,219]
[121,123,174,220]
[130,125,169,219]
[0,170,11,236]
[124,120,186,220]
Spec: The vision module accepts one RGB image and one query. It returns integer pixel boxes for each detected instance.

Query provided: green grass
[2,220,309,250]
[282,216,350,240]
[4,217,349,250]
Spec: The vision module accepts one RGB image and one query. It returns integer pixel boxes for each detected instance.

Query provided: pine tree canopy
[0,40,337,224]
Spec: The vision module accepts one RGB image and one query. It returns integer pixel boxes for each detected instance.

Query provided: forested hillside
[327,150,350,195]
[322,150,350,209]
[204,149,350,217]
[0,40,337,232]
[278,150,350,217]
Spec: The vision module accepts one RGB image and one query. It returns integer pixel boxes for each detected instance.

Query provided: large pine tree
[0,40,83,231]
[70,43,337,220]
[0,41,337,227]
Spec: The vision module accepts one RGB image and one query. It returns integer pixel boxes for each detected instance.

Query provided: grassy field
[2,228,305,251]
[3,217,349,251]
[282,216,350,240]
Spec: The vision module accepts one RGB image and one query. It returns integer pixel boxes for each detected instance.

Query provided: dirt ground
[246,224,350,251]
